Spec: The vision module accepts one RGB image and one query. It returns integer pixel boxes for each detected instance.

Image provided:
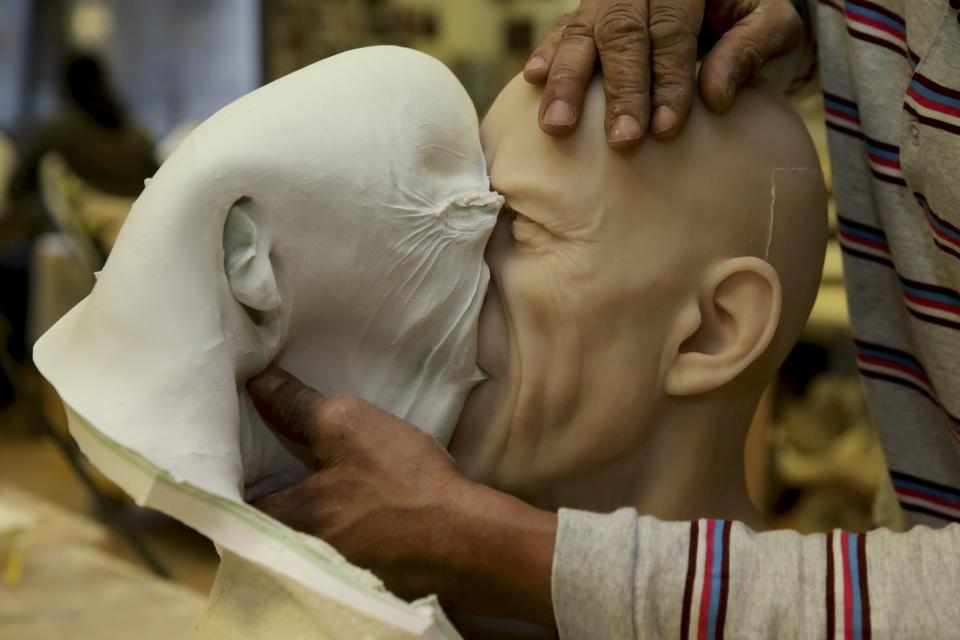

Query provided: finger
[698,0,804,113]
[247,363,324,447]
[594,0,652,149]
[523,14,571,84]
[253,481,320,532]
[538,3,600,136]
[647,0,704,139]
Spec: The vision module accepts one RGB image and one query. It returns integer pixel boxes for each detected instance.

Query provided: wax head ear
[223,197,280,317]
[664,257,782,396]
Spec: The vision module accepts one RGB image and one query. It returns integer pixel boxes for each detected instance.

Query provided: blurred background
[0,1,897,638]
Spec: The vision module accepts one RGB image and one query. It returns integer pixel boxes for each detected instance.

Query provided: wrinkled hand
[525,0,804,148]
[247,364,559,622]
[247,364,468,600]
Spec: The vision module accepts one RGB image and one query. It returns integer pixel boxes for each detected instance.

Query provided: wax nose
[442,190,504,234]
[458,190,505,215]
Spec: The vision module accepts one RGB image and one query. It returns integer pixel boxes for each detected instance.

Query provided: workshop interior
[0,1,905,638]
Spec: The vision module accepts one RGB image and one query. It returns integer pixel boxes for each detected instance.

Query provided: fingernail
[543,100,575,127]
[724,70,741,106]
[525,56,547,74]
[652,105,677,134]
[610,114,641,143]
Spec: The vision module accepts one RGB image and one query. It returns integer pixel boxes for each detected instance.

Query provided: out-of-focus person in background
[0,52,156,402]
[6,52,157,226]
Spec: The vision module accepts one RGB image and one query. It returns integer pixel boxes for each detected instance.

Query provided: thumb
[698,0,803,113]
[252,480,318,532]
[247,364,324,448]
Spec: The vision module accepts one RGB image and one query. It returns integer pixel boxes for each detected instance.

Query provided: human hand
[247,364,467,600]
[247,364,557,622]
[524,0,804,148]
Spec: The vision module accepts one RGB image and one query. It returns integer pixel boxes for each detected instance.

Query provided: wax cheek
[511,215,554,248]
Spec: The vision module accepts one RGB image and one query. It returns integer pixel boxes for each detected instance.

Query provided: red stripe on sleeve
[841,531,854,640]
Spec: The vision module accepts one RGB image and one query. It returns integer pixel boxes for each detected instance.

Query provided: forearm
[439,480,557,626]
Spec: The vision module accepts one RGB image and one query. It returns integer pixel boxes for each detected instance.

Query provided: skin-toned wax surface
[34,46,502,506]
[452,75,827,526]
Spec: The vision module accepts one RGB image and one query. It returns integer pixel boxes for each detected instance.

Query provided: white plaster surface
[34,46,501,638]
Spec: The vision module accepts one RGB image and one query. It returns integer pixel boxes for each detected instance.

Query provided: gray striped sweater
[552,1,960,637]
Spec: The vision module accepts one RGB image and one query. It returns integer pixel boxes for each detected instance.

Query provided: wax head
[452,74,827,498]
[34,47,502,502]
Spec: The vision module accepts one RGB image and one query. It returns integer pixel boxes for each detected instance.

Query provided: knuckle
[547,61,593,90]
[555,10,575,31]
[595,5,647,52]
[282,384,322,429]
[652,50,696,87]
[758,1,804,50]
[737,44,766,81]
[317,394,364,428]
[559,16,595,44]
[653,76,693,103]
[606,80,648,102]
[649,14,696,56]
[548,66,587,88]
[601,68,650,100]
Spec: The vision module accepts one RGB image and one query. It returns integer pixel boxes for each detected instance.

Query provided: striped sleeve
[552,508,960,639]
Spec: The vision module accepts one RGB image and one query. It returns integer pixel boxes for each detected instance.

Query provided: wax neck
[523,391,766,530]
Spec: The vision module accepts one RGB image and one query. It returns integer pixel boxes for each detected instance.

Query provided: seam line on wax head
[767,168,823,259]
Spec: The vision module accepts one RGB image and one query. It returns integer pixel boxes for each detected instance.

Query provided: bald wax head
[452,74,827,501]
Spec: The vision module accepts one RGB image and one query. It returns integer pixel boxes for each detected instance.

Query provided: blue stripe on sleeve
[706,521,724,640]
[848,534,863,640]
